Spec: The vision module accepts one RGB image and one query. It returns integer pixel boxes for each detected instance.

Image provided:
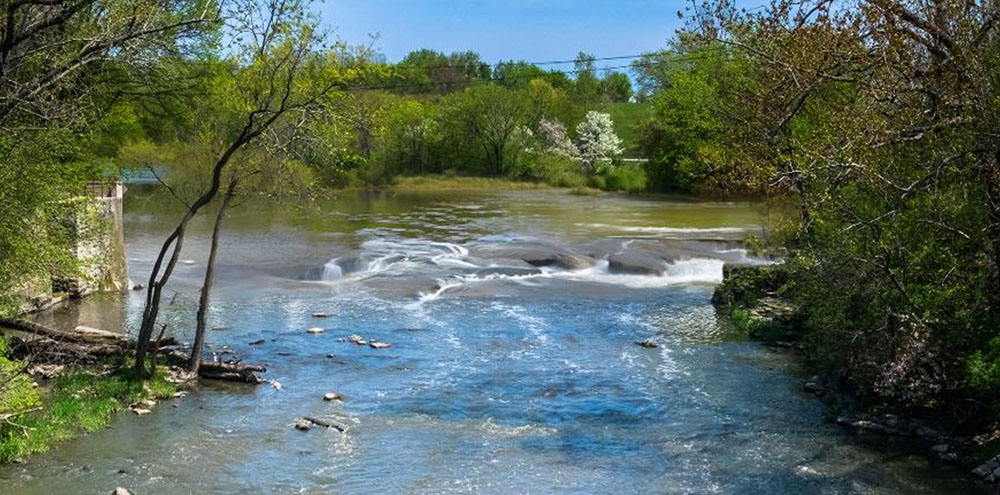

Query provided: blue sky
[319,1,682,67]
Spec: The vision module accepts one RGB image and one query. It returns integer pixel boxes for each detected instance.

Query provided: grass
[0,360,175,463]
[607,102,652,155]
[390,175,553,191]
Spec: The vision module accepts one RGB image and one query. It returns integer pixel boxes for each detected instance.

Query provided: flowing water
[1,188,986,494]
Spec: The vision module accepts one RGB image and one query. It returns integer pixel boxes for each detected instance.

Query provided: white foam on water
[321,259,344,280]
[411,258,725,304]
[550,259,724,287]
[492,302,549,344]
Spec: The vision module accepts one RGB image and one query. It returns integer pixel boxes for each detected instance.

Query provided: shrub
[604,164,647,192]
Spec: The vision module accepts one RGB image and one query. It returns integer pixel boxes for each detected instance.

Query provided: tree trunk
[189,179,237,374]
[134,120,263,378]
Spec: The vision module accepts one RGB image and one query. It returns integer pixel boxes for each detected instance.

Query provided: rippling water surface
[0,188,984,494]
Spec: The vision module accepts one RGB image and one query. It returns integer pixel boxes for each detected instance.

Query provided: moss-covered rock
[713,264,804,343]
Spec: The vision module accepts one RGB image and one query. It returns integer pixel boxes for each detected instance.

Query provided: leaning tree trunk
[189,179,237,374]
[135,120,262,378]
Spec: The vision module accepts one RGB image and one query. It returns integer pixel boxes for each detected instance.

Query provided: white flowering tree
[536,119,578,158]
[576,111,623,173]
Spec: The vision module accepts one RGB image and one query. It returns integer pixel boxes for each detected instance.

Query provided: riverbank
[0,356,176,464]
[388,175,554,191]
[713,263,1000,486]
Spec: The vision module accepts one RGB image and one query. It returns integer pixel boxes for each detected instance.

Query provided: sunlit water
[1,188,985,494]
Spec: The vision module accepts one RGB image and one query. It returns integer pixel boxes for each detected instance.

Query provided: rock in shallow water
[323,392,343,401]
[307,327,325,334]
[634,339,659,349]
[112,488,133,495]
[608,252,667,276]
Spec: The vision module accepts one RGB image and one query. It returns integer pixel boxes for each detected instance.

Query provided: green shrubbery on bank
[0,344,175,463]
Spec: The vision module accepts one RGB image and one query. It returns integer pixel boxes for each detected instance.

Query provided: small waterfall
[321,258,344,280]
[663,258,724,284]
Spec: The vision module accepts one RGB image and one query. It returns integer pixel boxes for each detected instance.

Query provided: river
[0,187,985,494]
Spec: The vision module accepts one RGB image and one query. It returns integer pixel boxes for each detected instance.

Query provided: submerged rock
[472,266,542,278]
[248,339,266,346]
[132,284,144,291]
[313,312,333,318]
[301,416,346,432]
[634,340,659,349]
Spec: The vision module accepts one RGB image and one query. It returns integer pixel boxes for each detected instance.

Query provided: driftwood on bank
[0,318,126,345]
[161,349,266,384]
[0,318,265,384]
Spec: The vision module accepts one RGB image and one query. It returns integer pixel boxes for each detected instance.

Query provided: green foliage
[0,339,41,418]
[601,73,633,103]
[606,102,650,154]
[0,361,175,463]
[440,84,532,176]
[636,45,742,193]
[604,163,647,193]
[671,0,1000,424]
[0,129,97,314]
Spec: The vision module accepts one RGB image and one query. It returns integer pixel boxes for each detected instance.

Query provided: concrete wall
[20,182,128,312]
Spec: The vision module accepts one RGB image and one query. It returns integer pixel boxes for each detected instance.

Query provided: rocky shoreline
[713,263,1000,488]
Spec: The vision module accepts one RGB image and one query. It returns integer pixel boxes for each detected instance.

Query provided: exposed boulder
[307,327,325,334]
[296,416,345,432]
[608,252,667,275]
[476,244,593,271]
[323,392,344,401]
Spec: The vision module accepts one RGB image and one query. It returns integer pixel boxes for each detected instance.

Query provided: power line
[372,53,650,73]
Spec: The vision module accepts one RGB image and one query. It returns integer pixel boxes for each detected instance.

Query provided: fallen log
[161,350,266,384]
[0,318,126,345]
[2,319,265,384]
